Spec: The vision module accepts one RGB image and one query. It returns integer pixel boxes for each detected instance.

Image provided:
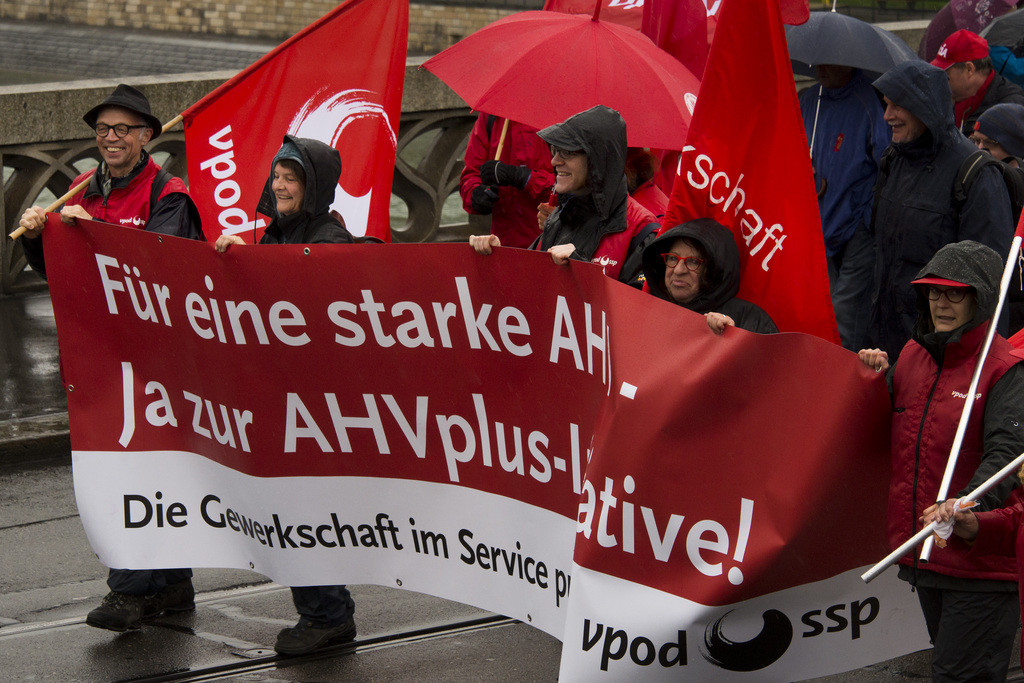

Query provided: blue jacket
[800,71,890,257]
[992,46,1024,89]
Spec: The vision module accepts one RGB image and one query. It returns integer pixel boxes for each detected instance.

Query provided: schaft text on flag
[182,0,406,243]
[660,0,836,342]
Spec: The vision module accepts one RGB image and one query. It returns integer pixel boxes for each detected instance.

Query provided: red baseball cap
[931,30,989,69]
[910,276,970,288]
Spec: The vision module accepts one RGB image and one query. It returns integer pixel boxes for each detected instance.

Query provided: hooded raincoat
[888,241,1024,585]
[252,135,356,630]
[885,240,1024,679]
[257,135,354,246]
[871,61,1013,360]
[534,106,655,283]
[640,219,777,334]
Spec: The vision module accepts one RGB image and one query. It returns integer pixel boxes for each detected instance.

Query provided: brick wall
[1,1,542,53]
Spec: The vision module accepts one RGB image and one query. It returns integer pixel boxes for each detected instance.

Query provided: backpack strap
[149,166,206,240]
[149,166,173,216]
[952,150,990,209]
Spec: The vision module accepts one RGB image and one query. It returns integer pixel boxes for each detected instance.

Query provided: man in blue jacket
[800,65,890,350]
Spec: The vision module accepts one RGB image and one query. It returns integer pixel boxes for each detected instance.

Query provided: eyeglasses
[661,253,704,271]
[95,123,149,138]
[549,144,585,160]
[925,286,970,303]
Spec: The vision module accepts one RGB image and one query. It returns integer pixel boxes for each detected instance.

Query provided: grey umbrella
[980,8,1024,47]
[785,11,920,79]
[786,10,920,167]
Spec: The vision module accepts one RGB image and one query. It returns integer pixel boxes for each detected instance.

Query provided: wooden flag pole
[9,114,185,240]
[493,118,510,160]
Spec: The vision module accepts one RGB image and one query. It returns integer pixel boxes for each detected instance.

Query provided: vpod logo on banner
[700,595,883,673]
[583,596,883,674]
[699,609,792,672]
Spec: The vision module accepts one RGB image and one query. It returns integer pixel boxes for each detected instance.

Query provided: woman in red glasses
[639,217,777,334]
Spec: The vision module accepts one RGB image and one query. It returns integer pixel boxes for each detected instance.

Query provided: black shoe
[86,591,145,632]
[143,578,195,618]
[274,616,357,656]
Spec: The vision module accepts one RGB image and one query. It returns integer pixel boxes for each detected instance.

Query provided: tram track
[120,614,517,682]
[0,581,520,682]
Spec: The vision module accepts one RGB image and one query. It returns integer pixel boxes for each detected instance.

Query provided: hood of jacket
[537,105,628,220]
[257,135,341,220]
[641,218,741,313]
[873,60,958,155]
[912,240,1003,343]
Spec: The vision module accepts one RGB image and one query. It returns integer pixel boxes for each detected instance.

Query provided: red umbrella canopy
[423,10,700,150]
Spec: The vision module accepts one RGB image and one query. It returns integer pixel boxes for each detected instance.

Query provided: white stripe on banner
[558,565,930,680]
[72,449,576,637]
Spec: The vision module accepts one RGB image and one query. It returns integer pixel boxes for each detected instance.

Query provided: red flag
[660,0,837,342]
[781,0,810,25]
[542,0,643,29]
[182,0,407,243]
[641,0,712,79]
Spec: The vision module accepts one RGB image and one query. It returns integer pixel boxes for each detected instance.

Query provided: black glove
[470,185,500,214]
[480,160,531,189]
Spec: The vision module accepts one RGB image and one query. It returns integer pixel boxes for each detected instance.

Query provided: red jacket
[66,157,189,229]
[460,114,555,248]
[972,502,1024,666]
[585,197,654,280]
[889,325,1021,581]
[630,179,669,217]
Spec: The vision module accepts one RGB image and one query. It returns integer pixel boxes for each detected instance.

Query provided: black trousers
[916,585,1019,683]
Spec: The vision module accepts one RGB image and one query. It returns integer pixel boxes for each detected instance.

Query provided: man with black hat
[17,83,203,278]
[16,84,202,631]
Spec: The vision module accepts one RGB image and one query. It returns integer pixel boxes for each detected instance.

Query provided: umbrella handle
[494,118,510,161]
[809,86,821,161]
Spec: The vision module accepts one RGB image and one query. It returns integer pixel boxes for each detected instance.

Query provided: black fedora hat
[83,84,162,139]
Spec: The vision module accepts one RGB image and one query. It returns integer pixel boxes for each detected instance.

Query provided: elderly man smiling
[17,83,203,279]
[15,84,204,632]
[868,60,1012,361]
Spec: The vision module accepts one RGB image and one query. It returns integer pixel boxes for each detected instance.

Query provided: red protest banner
[182,0,406,243]
[45,216,924,677]
[660,0,836,342]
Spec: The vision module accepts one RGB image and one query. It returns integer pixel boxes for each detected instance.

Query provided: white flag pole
[863,450,1024,583]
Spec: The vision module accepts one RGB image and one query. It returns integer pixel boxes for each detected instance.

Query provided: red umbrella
[422,8,700,150]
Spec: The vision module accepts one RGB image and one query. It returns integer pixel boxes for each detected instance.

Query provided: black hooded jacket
[535,106,638,281]
[641,219,777,334]
[257,135,353,246]
[871,61,1013,360]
